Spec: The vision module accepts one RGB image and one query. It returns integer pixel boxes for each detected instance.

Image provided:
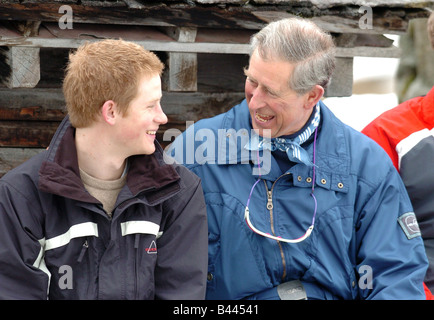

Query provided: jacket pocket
[130,233,157,299]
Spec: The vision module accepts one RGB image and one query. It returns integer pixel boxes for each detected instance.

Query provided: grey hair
[250,18,336,95]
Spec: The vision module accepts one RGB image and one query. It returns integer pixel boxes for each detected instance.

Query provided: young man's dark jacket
[0,116,208,299]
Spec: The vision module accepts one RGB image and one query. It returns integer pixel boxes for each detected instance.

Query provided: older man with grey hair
[168,17,429,300]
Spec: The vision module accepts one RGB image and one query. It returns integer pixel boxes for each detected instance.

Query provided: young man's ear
[101,100,118,125]
[304,85,324,110]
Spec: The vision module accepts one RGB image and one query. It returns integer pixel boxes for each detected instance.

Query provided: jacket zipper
[134,234,140,299]
[77,239,88,263]
[262,176,289,281]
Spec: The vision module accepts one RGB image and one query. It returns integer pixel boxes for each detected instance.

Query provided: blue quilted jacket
[168,99,428,300]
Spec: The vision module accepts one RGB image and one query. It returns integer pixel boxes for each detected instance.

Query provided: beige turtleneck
[79,167,127,217]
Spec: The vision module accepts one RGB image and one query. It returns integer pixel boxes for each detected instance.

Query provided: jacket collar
[39,116,180,204]
[218,99,350,190]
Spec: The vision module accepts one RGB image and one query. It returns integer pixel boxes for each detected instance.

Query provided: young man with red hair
[0,39,208,299]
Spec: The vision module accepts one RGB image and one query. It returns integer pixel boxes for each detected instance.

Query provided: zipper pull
[266,191,273,210]
[134,234,140,249]
[77,239,88,263]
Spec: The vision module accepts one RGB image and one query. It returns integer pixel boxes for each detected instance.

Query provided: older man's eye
[247,77,258,86]
[266,90,279,98]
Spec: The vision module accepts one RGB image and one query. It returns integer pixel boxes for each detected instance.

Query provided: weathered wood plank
[162,91,245,121]
[0,36,250,54]
[0,120,60,147]
[0,105,65,121]
[334,33,395,48]
[0,147,44,177]
[0,89,244,123]
[165,52,198,91]
[195,0,432,6]
[9,20,41,37]
[0,35,401,57]
[164,27,198,92]
[0,89,242,174]
[337,45,401,58]
[0,0,431,7]
[197,53,248,93]
[0,46,40,88]
[0,2,430,33]
[305,0,433,9]
[0,89,245,149]
[0,88,66,111]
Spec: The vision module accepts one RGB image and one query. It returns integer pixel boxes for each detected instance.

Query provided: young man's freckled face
[115,74,168,156]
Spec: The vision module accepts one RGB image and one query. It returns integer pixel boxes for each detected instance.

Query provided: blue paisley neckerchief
[244,103,320,167]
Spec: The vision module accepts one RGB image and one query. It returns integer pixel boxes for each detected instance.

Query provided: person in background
[362,11,434,298]
[167,17,429,300]
[395,11,434,102]
[0,39,208,299]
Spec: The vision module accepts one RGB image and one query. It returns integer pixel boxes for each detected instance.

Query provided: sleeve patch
[398,212,421,240]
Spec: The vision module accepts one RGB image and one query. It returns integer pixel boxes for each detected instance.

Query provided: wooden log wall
[0,0,432,176]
